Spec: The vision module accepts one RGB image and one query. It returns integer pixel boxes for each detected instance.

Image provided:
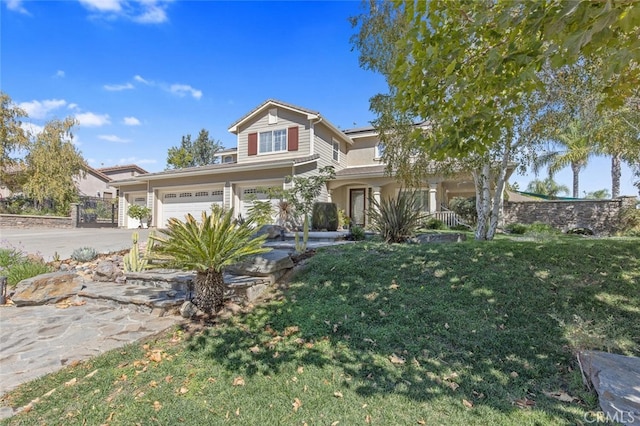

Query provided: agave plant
[149,209,270,315]
[369,190,426,243]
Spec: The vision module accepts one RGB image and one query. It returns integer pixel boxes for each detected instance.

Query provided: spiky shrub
[311,202,338,231]
[350,225,366,241]
[422,217,447,230]
[71,247,98,262]
[149,209,270,315]
[369,191,426,243]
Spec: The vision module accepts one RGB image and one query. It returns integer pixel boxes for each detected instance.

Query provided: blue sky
[1,0,637,197]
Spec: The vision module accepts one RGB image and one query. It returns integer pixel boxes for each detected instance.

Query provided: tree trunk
[611,154,621,198]
[571,162,580,198]
[195,269,225,315]
[473,162,492,240]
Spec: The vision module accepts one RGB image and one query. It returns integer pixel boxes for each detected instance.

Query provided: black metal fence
[76,196,118,227]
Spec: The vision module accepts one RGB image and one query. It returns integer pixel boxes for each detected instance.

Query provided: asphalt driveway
[0,228,152,261]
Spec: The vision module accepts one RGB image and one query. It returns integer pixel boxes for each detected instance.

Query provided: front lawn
[2,237,639,425]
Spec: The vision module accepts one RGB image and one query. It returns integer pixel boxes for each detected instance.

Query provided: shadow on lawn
[185,239,640,422]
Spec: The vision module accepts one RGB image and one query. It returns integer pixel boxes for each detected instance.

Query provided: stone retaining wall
[0,214,73,229]
[503,196,637,235]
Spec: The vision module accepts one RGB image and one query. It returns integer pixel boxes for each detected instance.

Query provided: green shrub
[246,200,274,227]
[505,223,528,234]
[527,222,558,234]
[423,217,447,230]
[71,247,98,262]
[312,202,338,231]
[8,261,52,286]
[127,205,151,227]
[0,248,23,269]
[449,196,477,224]
[619,202,640,235]
[349,225,366,241]
[369,190,426,243]
[337,208,350,230]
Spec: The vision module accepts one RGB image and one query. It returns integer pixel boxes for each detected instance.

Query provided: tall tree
[351,0,640,240]
[0,92,30,192]
[22,117,86,214]
[166,129,223,169]
[535,120,595,198]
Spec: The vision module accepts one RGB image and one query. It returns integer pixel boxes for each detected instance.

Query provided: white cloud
[78,0,123,12]
[68,103,79,110]
[134,74,151,85]
[104,82,134,91]
[76,112,111,127]
[133,2,167,23]
[18,99,67,119]
[54,70,65,78]
[6,0,29,14]
[170,84,202,100]
[98,134,130,143]
[20,122,44,137]
[78,0,170,24]
[123,116,141,126]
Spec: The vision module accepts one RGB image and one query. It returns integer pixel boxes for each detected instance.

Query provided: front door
[350,188,366,227]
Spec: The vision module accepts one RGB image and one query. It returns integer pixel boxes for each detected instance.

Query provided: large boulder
[92,260,123,282]
[226,250,294,277]
[578,350,640,425]
[252,225,285,240]
[11,272,85,306]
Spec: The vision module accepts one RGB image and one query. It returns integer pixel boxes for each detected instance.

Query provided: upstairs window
[332,139,340,161]
[375,143,385,159]
[259,129,287,154]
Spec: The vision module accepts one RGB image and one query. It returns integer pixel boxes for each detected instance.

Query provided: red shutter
[248,132,257,156]
[288,126,299,151]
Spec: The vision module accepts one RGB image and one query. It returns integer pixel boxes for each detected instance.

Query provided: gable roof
[84,166,112,183]
[97,164,148,175]
[228,99,353,145]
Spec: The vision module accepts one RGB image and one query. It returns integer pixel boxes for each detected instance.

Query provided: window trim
[258,129,288,154]
[332,139,340,162]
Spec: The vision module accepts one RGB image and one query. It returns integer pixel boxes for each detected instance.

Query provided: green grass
[0,247,52,287]
[2,237,639,425]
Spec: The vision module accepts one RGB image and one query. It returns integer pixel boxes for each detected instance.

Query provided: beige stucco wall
[346,135,382,167]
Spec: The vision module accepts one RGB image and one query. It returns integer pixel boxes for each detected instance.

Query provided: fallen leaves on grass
[153,401,162,411]
[292,397,302,412]
[233,376,245,386]
[543,391,578,403]
[64,378,77,387]
[334,391,343,398]
[514,397,536,409]
[462,399,474,409]
[389,353,406,365]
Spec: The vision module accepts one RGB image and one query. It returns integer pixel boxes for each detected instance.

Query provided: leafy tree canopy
[22,117,87,214]
[1,92,30,191]
[166,129,223,169]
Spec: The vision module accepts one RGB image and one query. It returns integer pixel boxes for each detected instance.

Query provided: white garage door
[239,187,279,221]
[161,189,223,226]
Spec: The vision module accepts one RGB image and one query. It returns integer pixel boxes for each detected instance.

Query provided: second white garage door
[161,189,223,226]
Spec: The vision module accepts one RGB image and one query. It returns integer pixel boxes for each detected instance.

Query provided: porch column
[327,189,333,203]
[371,186,381,218]
[429,183,438,213]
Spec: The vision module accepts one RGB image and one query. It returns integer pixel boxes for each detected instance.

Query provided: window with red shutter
[248,132,257,156]
[288,126,298,151]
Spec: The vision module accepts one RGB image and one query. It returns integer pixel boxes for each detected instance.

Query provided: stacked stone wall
[0,214,73,229]
[503,196,637,235]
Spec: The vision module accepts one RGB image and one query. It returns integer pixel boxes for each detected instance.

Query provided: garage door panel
[162,189,223,226]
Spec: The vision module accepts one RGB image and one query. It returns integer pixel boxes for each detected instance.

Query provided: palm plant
[535,120,596,198]
[526,177,569,198]
[149,209,270,315]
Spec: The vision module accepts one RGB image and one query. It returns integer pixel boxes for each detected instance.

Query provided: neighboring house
[111,99,483,229]
[1,163,148,201]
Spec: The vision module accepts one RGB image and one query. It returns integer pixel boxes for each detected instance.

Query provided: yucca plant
[369,190,426,243]
[149,209,270,315]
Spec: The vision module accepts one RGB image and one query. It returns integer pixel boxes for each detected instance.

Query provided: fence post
[71,203,80,228]
[0,276,7,305]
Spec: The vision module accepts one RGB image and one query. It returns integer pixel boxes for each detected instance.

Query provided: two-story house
[111,99,478,229]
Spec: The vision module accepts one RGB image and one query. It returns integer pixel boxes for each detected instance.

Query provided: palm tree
[526,176,570,198]
[150,209,270,315]
[535,120,596,198]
